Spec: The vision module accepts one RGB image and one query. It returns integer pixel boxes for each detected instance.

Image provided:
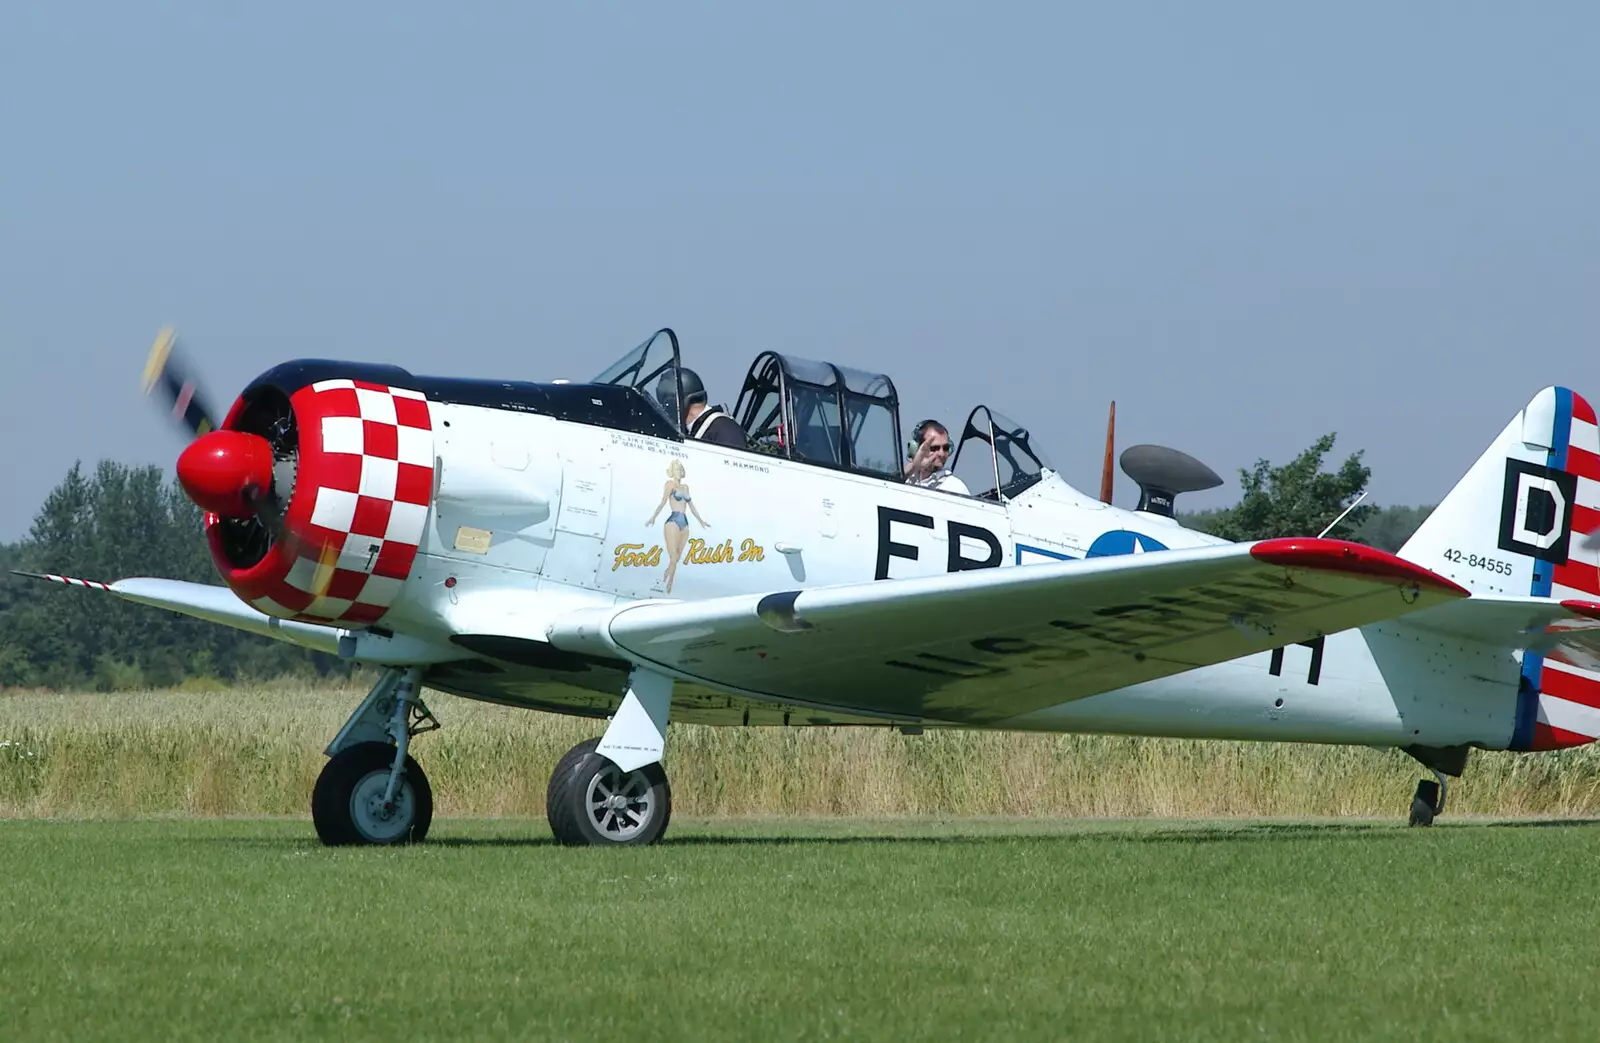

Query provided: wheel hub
[585,764,654,840]
[349,769,415,842]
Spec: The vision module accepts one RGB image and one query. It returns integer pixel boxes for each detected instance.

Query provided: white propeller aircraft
[20,328,1600,845]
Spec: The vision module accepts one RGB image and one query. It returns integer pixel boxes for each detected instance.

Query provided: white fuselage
[378,403,1520,750]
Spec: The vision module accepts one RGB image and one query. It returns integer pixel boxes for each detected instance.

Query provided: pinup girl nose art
[646,459,710,593]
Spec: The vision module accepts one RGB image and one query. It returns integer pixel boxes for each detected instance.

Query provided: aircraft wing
[11,571,462,666]
[547,538,1467,725]
[12,571,343,653]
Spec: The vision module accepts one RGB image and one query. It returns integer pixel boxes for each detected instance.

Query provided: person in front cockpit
[904,419,970,495]
[657,369,746,448]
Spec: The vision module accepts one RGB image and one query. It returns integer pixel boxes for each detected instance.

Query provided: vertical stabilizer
[1399,387,1600,749]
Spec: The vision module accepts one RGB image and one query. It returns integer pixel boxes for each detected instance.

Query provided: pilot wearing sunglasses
[904,419,970,495]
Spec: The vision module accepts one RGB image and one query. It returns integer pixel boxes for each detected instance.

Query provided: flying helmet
[654,367,709,418]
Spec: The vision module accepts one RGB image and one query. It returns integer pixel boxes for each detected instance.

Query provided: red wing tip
[1559,599,1600,621]
[1249,538,1470,597]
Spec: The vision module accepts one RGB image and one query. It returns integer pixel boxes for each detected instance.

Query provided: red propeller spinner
[175,429,275,517]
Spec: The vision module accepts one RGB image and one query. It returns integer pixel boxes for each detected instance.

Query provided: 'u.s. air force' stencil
[1499,459,1576,564]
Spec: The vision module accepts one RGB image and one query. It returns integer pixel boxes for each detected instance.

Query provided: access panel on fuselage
[426,403,563,576]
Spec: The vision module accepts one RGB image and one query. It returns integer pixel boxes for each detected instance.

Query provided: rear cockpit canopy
[950,405,1055,502]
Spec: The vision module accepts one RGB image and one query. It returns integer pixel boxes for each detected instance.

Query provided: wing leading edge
[547,538,1468,725]
[10,572,457,664]
[13,572,342,653]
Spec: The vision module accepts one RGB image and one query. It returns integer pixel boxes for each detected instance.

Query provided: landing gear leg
[1409,770,1447,828]
[547,667,674,846]
[311,666,440,846]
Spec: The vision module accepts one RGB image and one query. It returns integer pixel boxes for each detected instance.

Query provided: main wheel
[546,738,672,847]
[1409,779,1440,828]
[312,741,434,846]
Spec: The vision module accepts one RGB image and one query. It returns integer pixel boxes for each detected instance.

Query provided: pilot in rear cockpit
[904,419,970,495]
[658,369,746,448]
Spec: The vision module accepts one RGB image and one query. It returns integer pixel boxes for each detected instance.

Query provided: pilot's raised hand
[907,444,933,481]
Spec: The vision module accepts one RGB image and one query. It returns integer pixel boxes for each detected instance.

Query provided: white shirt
[910,468,971,495]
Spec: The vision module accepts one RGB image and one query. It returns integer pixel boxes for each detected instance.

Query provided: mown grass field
[2,816,1599,1041]
[5,681,1600,820]
[5,684,1600,1039]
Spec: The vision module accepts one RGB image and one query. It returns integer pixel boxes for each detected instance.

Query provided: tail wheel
[546,738,673,847]
[312,741,434,846]
[1409,779,1441,828]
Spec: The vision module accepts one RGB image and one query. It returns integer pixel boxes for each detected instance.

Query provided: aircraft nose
[176,429,275,517]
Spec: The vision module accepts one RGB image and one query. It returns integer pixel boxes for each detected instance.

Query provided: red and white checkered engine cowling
[205,378,435,626]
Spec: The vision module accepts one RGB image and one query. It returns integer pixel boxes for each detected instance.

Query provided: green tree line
[1178,432,1434,551]
[1,438,1434,691]
[0,461,354,690]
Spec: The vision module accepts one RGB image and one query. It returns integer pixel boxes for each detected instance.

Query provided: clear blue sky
[2,2,1596,540]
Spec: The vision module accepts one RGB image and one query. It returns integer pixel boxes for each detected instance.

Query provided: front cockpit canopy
[591,329,687,433]
[732,352,903,480]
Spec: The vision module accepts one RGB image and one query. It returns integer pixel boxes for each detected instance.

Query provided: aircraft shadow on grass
[198,817,1600,852]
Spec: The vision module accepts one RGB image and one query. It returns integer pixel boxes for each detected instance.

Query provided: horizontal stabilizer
[1388,593,1600,751]
[1392,594,1600,663]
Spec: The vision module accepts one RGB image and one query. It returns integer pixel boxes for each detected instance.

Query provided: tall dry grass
[3,681,1600,819]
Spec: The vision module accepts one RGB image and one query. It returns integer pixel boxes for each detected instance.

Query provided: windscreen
[591,329,683,431]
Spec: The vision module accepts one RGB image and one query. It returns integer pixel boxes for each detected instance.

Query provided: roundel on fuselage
[1085,530,1169,558]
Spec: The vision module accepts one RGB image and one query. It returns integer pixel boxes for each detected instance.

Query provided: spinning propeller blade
[143,326,219,438]
[142,326,343,605]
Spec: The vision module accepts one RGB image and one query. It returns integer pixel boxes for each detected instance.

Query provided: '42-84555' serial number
[1442,549,1513,575]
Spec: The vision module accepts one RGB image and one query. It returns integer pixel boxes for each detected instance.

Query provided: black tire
[1409,779,1440,828]
[311,741,434,846]
[546,738,672,847]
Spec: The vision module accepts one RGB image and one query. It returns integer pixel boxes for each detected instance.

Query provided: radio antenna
[1317,491,1370,539]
